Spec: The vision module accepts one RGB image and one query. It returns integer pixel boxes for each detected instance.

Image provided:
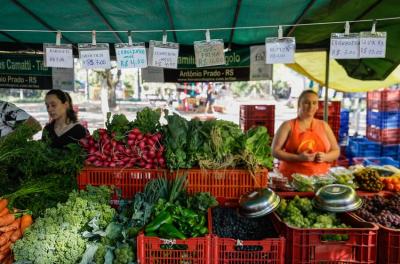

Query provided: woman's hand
[298,151,316,162]
[314,152,326,163]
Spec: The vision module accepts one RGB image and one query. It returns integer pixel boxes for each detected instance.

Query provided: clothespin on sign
[344,21,350,36]
[128,30,133,46]
[92,30,97,46]
[371,20,377,34]
[56,31,61,46]
[162,30,167,45]
[278,25,283,39]
[205,29,211,43]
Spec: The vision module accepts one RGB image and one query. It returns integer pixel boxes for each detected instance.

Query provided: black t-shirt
[42,122,87,149]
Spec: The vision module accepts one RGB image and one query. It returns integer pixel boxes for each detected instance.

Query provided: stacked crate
[346,136,381,165]
[366,89,400,162]
[339,109,350,144]
[315,101,341,140]
[239,105,275,139]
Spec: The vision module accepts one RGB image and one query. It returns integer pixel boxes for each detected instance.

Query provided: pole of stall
[324,49,330,122]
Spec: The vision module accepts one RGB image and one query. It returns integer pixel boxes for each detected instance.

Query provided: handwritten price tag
[78,44,111,69]
[330,33,360,59]
[151,47,179,69]
[115,44,147,69]
[265,37,295,64]
[44,44,73,68]
[194,40,225,67]
[360,32,386,58]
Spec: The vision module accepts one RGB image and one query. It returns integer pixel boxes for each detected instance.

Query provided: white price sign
[78,44,111,69]
[152,47,179,69]
[115,44,147,69]
[194,40,225,67]
[43,44,73,68]
[330,33,360,59]
[360,32,386,58]
[265,37,296,64]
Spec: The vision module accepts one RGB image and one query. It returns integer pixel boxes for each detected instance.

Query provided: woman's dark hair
[45,89,78,123]
[297,89,318,107]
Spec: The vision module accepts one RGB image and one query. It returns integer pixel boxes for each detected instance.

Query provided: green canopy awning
[0,0,399,81]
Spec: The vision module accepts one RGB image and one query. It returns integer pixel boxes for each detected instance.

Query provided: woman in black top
[42,89,87,148]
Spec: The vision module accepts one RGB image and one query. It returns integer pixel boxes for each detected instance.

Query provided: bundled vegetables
[81,110,166,169]
[0,198,33,263]
[13,186,115,264]
[353,168,384,192]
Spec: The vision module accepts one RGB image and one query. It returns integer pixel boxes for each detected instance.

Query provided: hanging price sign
[359,31,386,58]
[194,39,225,67]
[43,44,74,68]
[330,33,360,59]
[148,40,179,69]
[265,37,296,64]
[78,43,111,69]
[115,43,147,69]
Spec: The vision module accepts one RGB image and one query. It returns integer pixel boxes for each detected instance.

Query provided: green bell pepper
[145,210,173,233]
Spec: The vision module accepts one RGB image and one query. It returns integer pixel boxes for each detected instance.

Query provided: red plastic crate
[137,234,212,264]
[352,192,400,264]
[78,167,268,204]
[367,89,400,101]
[271,212,378,264]
[367,99,400,112]
[316,101,341,116]
[366,126,400,144]
[212,236,285,264]
[240,118,274,138]
[180,169,269,204]
[240,105,275,119]
[77,167,167,200]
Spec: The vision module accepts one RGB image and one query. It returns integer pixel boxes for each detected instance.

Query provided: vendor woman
[42,89,87,149]
[271,90,340,179]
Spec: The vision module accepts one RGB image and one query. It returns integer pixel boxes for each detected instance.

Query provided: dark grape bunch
[355,195,400,229]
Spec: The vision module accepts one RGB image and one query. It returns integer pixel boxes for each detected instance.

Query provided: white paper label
[141,66,165,83]
[115,45,147,69]
[265,37,296,64]
[330,33,360,59]
[250,45,273,81]
[194,40,226,67]
[44,45,73,68]
[78,44,111,69]
[360,32,386,58]
[151,47,179,69]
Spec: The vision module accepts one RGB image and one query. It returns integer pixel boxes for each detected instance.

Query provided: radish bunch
[80,128,165,169]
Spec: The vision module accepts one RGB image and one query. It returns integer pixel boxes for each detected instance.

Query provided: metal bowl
[238,188,280,218]
[313,184,362,212]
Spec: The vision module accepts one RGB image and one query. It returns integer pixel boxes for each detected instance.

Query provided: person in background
[42,89,87,149]
[0,100,41,138]
[204,83,215,114]
[271,90,340,179]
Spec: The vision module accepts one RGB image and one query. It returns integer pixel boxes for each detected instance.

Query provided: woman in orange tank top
[271,90,340,180]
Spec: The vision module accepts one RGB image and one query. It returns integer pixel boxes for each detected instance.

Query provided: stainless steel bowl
[238,188,280,218]
[313,184,362,212]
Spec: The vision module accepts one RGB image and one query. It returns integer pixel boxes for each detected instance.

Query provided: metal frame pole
[324,49,330,121]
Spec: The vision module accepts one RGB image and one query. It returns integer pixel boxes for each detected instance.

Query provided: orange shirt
[279,118,331,179]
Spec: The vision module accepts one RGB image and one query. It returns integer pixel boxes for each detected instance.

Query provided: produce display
[277,196,350,241]
[0,199,32,263]
[212,206,277,240]
[355,194,400,229]
[0,124,85,216]
[81,110,165,169]
[353,168,384,192]
[13,186,118,264]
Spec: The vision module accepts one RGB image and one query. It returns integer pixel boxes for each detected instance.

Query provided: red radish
[127,139,134,146]
[144,164,152,169]
[93,160,104,167]
[139,141,146,149]
[132,128,141,134]
[158,157,165,164]
[84,160,92,166]
[137,134,144,140]
[147,139,155,146]
[125,148,132,155]
[148,150,156,158]
[87,156,97,162]
[109,162,116,167]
